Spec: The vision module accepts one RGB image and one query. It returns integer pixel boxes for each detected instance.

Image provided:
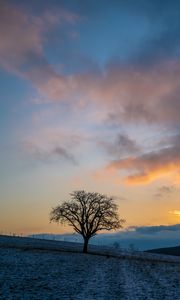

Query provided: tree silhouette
[50,190,125,253]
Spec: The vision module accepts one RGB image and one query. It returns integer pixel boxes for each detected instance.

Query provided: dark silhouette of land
[147,245,180,256]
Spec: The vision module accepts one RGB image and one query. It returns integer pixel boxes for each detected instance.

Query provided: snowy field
[0,236,180,299]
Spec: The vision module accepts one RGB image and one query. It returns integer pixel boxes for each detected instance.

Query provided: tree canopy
[50,190,125,252]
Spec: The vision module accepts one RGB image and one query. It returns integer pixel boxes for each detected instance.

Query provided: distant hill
[28,232,180,251]
[146,245,180,256]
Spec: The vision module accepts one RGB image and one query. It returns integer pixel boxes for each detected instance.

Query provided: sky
[0,0,180,236]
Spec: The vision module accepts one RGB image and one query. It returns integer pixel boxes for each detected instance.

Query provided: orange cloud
[124,167,178,185]
[105,140,180,185]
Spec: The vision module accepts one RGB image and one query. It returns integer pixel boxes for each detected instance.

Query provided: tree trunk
[83,237,89,253]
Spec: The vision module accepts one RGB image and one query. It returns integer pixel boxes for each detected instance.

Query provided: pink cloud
[1,2,179,128]
[0,1,80,74]
[33,60,180,126]
[0,1,43,71]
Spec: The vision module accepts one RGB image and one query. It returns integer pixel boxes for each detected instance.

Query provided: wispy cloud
[22,127,84,165]
[25,143,77,164]
[155,185,175,198]
[99,133,140,158]
[169,210,180,216]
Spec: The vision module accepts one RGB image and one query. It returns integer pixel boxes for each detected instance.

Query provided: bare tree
[50,190,125,253]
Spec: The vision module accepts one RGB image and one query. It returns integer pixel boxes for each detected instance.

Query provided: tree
[50,190,125,253]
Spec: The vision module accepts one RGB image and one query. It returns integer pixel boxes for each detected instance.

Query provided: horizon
[0,0,180,240]
[1,223,180,251]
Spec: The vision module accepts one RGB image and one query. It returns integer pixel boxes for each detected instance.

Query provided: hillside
[147,245,180,256]
[0,235,180,299]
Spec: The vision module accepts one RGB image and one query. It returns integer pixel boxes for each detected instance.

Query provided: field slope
[0,235,179,299]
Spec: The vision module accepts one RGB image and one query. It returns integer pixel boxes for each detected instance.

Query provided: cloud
[99,133,140,158]
[1,1,180,129]
[104,62,180,126]
[155,185,175,198]
[129,224,180,234]
[1,1,180,128]
[22,127,83,164]
[33,60,180,128]
[0,0,79,77]
[106,135,180,184]
[53,146,76,163]
[169,210,180,216]
[25,143,76,164]
[0,0,43,72]
[1,1,180,186]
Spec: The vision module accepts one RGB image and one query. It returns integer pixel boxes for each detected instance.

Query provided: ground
[0,245,179,300]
